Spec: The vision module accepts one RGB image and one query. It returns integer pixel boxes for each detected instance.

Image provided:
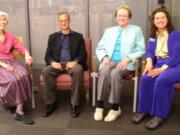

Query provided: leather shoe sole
[42,103,56,117]
[132,113,147,124]
[41,111,53,117]
[71,105,80,118]
[145,116,163,130]
[3,106,16,113]
[15,113,34,124]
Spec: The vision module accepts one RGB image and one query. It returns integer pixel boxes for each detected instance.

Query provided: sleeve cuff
[160,64,169,70]
[146,57,152,61]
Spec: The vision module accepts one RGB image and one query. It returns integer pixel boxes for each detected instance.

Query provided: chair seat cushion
[123,71,135,80]
[40,71,90,90]
[175,83,180,90]
[56,71,90,83]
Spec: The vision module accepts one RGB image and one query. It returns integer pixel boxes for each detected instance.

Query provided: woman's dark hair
[150,8,174,38]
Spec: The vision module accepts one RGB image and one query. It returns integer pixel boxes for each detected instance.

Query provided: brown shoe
[145,116,163,130]
[132,113,147,124]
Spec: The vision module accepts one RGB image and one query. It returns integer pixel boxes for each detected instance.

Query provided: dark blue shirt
[60,33,71,61]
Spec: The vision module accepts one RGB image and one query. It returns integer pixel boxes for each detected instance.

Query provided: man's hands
[51,62,62,69]
[66,61,77,69]
[51,61,77,70]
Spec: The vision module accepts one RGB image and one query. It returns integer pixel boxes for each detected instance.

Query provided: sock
[96,100,104,108]
[111,103,119,111]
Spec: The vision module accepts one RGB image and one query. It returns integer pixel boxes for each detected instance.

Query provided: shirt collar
[156,30,168,38]
[116,25,129,33]
[116,27,123,33]
[58,29,73,35]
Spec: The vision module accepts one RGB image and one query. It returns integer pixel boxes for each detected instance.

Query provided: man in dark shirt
[42,11,87,118]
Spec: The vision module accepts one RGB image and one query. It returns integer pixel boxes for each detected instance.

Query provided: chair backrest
[13,37,92,69]
[175,83,180,90]
[12,36,24,61]
[84,38,92,71]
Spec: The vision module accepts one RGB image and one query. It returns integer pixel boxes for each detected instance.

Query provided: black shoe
[132,113,148,124]
[3,106,16,113]
[71,105,80,118]
[145,116,163,130]
[14,113,34,125]
[41,102,57,117]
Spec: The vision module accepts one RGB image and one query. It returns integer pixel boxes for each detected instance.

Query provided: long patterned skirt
[0,59,32,107]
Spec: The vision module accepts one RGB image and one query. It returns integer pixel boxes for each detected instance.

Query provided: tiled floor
[0,68,180,135]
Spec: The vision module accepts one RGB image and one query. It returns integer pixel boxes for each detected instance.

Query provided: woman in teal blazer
[94,4,145,122]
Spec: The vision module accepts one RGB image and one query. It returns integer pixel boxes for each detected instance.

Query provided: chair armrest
[135,59,140,77]
[141,59,146,75]
[13,36,24,61]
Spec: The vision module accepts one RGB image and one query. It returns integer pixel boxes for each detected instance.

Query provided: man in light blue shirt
[94,4,145,122]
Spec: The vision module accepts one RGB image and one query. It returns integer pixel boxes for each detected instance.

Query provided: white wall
[1,0,162,66]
